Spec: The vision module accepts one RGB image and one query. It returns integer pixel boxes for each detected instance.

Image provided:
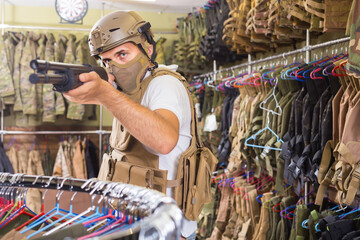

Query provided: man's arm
[63,72,179,155]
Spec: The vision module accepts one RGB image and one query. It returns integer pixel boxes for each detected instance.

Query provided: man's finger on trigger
[79,73,90,82]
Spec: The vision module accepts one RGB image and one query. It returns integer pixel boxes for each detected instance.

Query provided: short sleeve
[141,75,190,128]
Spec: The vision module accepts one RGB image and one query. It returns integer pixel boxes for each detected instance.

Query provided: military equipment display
[29,59,108,92]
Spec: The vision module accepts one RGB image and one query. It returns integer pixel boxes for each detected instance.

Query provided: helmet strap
[137,22,158,71]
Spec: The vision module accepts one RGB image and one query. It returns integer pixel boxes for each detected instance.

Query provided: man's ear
[147,44,153,56]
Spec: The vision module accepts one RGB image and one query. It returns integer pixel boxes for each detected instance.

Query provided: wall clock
[55,0,88,24]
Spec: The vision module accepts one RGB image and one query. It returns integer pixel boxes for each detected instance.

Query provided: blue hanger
[43,193,102,236]
[302,219,309,229]
[261,69,275,83]
[21,190,69,234]
[27,192,84,239]
[281,65,300,80]
[339,206,360,219]
[245,112,284,151]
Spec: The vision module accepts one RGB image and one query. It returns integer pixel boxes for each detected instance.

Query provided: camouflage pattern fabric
[42,33,56,122]
[54,34,67,116]
[20,32,39,116]
[36,33,46,116]
[13,33,25,112]
[155,37,166,65]
[1,33,17,105]
[0,35,14,99]
[65,34,85,121]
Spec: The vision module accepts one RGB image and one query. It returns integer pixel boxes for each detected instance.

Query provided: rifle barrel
[29,73,65,85]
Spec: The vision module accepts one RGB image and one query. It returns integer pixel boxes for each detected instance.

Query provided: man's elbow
[158,135,178,154]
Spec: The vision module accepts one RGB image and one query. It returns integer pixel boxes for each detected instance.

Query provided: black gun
[29,59,108,92]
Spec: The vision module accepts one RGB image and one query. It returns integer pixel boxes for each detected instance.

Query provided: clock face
[55,0,88,23]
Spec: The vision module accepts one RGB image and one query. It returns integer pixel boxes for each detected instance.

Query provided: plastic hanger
[78,186,148,239]
[0,189,18,223]
[245,112,284,151]
[259,77,282,115]
[281,65,300,80]
[20,179,70,234]
[0,188,15,219]
[332,61,347,77]
[207,74,216,89]
[0,189,36,229]
[256,175,273,191]
[303,204,348,230]
[44,193,100,236]
[15,189,49,231]
[21,190,67,235]
[27,192,83,239]
[78,213,126,240]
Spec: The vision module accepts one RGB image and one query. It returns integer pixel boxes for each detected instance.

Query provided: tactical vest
[98,67,218,221]
[98,67,187,193]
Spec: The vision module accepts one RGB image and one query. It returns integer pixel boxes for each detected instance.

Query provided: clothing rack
[0,172,183,239]
[193,35,350,79]
[193,31,351,205]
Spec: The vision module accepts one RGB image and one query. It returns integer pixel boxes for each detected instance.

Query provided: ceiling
[5,0,205,13]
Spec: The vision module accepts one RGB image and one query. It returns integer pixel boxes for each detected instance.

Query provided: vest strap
[167,178,183,188]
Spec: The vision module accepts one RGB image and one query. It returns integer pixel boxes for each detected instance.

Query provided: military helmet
[88,10,150,57]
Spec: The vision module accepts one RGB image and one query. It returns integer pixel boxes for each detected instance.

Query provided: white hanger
[259,77,282,116]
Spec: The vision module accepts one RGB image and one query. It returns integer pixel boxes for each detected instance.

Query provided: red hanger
[273,202,282,213]
[332,61,347,77]
[310,68,325,80]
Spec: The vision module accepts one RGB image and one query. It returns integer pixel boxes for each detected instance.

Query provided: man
[63,10,197,239]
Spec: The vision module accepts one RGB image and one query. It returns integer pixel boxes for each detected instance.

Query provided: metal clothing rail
[0,130,111,135]
[0,173,183,239]
[193,36,350,79]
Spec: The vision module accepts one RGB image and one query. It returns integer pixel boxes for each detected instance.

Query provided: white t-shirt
[141,65,197,238]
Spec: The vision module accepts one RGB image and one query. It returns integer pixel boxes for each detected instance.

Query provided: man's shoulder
[149,72,187,91]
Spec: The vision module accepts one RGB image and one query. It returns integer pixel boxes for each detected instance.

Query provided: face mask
[108,52,150,94]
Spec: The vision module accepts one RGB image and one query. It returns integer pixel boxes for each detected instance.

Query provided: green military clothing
[42,33,56,122]
[13,32,25,112]
[20,32,40,116]
[64,34,85,121]
[0,35,15,99]
[36,34,46,116]
[54,34,67,116]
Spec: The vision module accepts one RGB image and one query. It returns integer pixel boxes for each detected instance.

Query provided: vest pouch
[112,161,131,183]
[152,170,167,194]
[129,165,154,188]
[111,160,168,194]
[98,153,116,181]
[176,146,217,221]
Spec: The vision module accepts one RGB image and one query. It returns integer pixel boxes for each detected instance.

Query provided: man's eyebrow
[114,50,126,56]
[102,50,126,62]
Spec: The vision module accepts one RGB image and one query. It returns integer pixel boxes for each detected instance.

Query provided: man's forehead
[100,42,138,59]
